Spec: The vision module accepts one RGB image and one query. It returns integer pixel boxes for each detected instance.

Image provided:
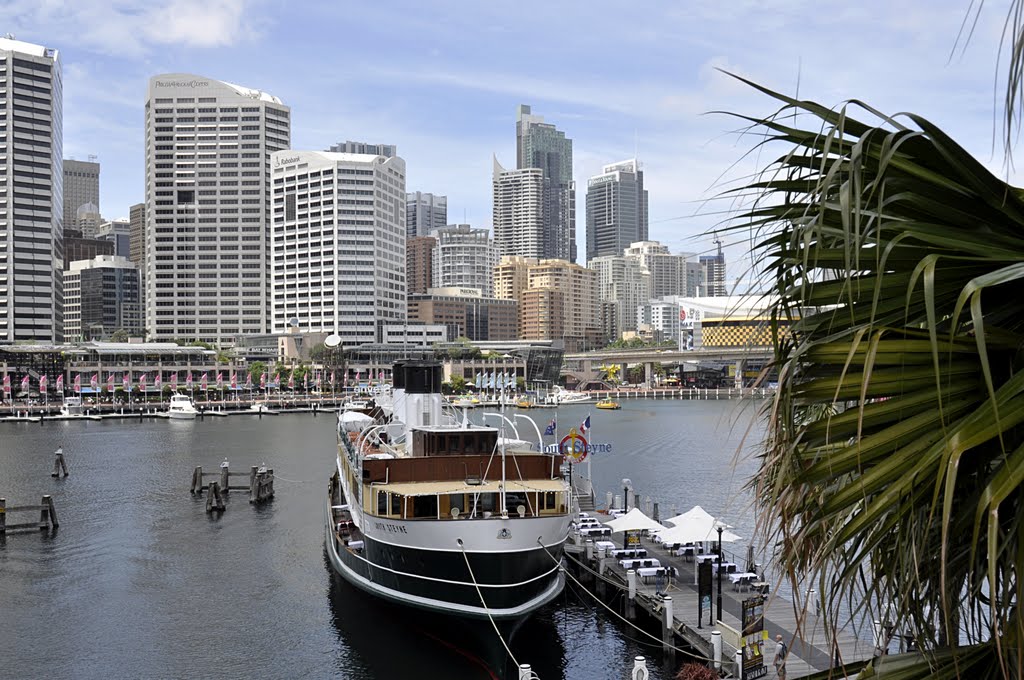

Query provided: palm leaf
[729,78,1024,677]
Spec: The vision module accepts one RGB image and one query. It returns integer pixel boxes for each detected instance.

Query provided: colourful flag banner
[56,375,63,393]
[90,373,99,391]
[2,374,10,396]
[73,374,81,393]
[245,372,252,389]
[544,418,557,436]
[260,372,267,389]
[123,373,131,392]
[39,375,48,395]
[185,373,193,389]
[139,374,147,391]
[230,371,237,389]
[107,373,114,393]
[155,373,162,391]
[288,372,295,389]
[216,372,224,389]
[170,373,178,391]
[200,373,208,391]
[21,375,30,392]
[579,415,591,435]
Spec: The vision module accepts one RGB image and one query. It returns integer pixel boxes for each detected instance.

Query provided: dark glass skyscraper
[516,105,575,262]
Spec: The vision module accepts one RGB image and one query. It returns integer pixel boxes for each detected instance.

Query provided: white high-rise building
[430,224,497,296]
[406,191,447,238]
[624,240,695,299]
[270,149,406,344]
[144,74,290,344]
[64,255,141,341]
[0,37,63,343]
[590,254,651,336]
[492,157,544,259]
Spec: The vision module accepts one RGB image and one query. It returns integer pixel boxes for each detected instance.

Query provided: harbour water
[0,399,766,679]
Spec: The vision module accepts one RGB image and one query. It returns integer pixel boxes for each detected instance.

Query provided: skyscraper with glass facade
[516,105,575,262]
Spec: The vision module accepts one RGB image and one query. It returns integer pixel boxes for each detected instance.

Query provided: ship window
[377,490,387,515]
[476,492,496,514]
[413,494,438,519]
[391,493,402,516]
[544,492,556,510]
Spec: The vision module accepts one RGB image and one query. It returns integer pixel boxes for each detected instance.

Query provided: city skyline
[7,1,1017,281]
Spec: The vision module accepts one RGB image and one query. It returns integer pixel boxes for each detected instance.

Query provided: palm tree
[732,76,1024,677]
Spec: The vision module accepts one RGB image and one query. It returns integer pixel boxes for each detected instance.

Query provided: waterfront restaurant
[0,342,242,399]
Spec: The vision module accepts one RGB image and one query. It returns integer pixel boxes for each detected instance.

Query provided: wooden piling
[220,463,229,492]
[190,466,203,494]
[51,452,69,478]
[44,494,58,528]
[206,481,225,512]
[0,498,5,533]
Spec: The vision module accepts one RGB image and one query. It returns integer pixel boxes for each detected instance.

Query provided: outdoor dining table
[728,571,759,591]
[695,554,719,564]
[620,557,661,570]
[579,527,611,537]
[712,561,737,574]
[638,566,679,583]
[611,548,648,559]
[673,546,697,560]
[594,540,616,553]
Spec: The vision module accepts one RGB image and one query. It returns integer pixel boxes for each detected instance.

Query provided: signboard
[559,428,589,464]
[626,530,640,547]
[741,596,767,678]
[679,305,702,330]
[698,561,713,625]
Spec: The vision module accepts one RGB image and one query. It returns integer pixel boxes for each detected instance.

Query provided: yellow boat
[596,399,621,410]
[515,397,535,409]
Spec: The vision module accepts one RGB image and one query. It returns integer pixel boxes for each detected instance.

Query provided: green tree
[448,375,467,393]
[248,361,267,383]
[735,79,1024,677]
[109,328,130,342]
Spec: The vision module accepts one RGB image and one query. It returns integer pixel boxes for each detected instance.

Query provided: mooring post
[517,664,532,680]
[190,466,202,494]
[44,495,58,529]
[206,481,224,512]
[52,451,69,477]
[734,648,743,679]
[631,656,647,680]
[249,466,258,501]
[626,569,637,620]
[711,630,722,671]
[0,497,6,534]
[220,461,229,493]
[662,595,673,653]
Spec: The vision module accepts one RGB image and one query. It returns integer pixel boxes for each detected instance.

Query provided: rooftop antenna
[88,154,98,163]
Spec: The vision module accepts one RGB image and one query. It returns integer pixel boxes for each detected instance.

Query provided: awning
[372,478,567,497]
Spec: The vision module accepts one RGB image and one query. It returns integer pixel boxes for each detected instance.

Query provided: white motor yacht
[167,394,198,419]
[544,385,592,405]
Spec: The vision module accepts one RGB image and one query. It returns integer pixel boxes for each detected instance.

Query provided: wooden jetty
[190,462,274,510]
[0,495,59,534]
[566,519,875,678]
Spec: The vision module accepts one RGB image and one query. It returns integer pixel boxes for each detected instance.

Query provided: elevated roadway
[562,346,774,387]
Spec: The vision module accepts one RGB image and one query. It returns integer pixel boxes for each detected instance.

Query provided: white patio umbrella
[656,505,742,544]
[605,507,667,534]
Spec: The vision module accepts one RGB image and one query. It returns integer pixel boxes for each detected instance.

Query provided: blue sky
[2,0,1018,283]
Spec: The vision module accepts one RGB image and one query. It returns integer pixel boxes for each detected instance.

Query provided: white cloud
[0,0,260,56]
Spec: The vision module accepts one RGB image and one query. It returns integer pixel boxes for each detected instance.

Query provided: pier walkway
[567,520,876,677]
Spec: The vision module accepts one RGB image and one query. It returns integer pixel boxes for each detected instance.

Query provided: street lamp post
[622,478,632,549]
[716,524,724,624]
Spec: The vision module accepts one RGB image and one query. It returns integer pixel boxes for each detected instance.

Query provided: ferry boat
[595,399,621,410]
[326,361,571,636]
[60,396,85,417]
[543,385,592,405]
[166,394,198,419]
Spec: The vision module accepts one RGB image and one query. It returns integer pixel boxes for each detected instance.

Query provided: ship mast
[499,369,507,517]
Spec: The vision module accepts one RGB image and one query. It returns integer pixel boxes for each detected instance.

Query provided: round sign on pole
[559,427,589,463]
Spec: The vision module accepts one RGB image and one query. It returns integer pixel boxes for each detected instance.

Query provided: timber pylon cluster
[190,462,275,512]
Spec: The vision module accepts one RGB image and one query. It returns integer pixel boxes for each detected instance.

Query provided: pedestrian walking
[774,634,788,679]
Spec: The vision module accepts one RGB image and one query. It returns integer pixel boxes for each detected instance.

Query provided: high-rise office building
[75,201,102,238]
[129,203,145,267]
[63,159,100,233]
[270,149,406,344]
[493,255,536,302]
[63,229,113,269]
[590,254,651,336]
[493,158,544,258]
[144,73,290,344]
[431,224,497,296]
[408,287,517,342]
[0,37,63,343]
[624,240,693,299]
[586,159,648,262]
[699,238,727,296]
[516,104,575,262]
[406,236,436,296]
[96,219,131,258]
[63,255,141,341]
[327,140,396,157]
[405,191,447,238]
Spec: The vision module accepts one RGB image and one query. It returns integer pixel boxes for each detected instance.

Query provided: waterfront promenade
[567,516,875,677]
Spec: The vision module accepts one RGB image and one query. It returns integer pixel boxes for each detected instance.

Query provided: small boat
[450,396,476,408]
[596,399,621,410]
[167,394,198,419]
[60,396,84,417]
[515,397,535,409]
[544,386,592,405]
[249,402,279,415]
